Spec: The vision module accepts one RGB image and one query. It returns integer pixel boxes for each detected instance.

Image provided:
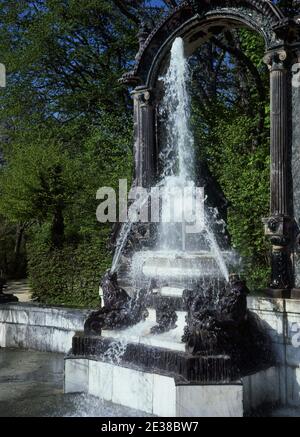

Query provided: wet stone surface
[0,348,150,417]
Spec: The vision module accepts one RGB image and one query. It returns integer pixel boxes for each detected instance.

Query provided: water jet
[65,0,300,416]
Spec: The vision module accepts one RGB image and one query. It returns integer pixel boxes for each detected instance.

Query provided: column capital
[263,48,290,72]
[132,87,153,106]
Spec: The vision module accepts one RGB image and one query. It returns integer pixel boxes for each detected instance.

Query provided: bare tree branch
[162,0,178,8]
[113,0,140,24]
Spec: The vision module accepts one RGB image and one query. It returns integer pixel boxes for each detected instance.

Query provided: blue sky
[149,0,166,6]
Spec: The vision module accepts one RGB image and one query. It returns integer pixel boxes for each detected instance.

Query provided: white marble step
[102,311,187,352]
[140,252,222,279]
[159,286,185,297]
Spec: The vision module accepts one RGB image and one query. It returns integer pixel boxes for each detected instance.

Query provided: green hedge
[27,237,112,308]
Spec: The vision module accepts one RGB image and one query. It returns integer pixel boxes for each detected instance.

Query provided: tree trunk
[13,223,25,275]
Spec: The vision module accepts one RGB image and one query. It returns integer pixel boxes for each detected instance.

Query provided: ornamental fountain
[64,0,300,417]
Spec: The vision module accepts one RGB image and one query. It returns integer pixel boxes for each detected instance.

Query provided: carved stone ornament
[84,270,149,335]
[263,215,292,246]
[182,275,249,355]
[150,296,178,334]
[181,275,273,371]
[263,49,289,71]
[119,0,288,86]
[133,88,152,105]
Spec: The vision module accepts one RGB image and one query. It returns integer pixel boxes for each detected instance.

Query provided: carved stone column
[290,47,300,298]
[132,87,156,188]
[263,49,293,298]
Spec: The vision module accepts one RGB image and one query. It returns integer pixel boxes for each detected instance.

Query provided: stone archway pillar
[263,49,293,298]
[291,46,300,298]
[132,87,155,188]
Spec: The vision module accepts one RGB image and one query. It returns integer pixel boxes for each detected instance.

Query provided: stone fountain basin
[64,353,278,417]
[67,331,278,417]
[134,250,232,279]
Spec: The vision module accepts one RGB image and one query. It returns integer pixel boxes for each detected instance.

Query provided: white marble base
[159,287,185,297]
[64,357,278,417]
[176,384,243,417]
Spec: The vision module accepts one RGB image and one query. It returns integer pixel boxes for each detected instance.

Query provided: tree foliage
[0,0,135,296]
[190,28,271,289]
[0,0,298,301]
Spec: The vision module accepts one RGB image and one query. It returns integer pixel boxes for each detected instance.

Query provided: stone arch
[122,0,286,88]
[122,1,300,297]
